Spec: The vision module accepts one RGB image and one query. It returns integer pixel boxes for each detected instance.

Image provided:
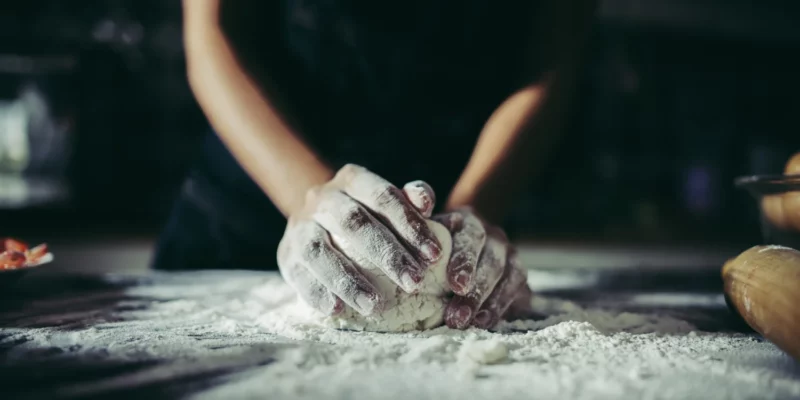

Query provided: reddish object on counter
[1,238,50,270]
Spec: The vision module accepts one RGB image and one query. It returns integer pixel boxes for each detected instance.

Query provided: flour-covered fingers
[277,228,344,316]
[336,164,442,264]
[402,180,436,218]
[472,252,528,329]
[288,220,383,316]
[312,189,424,293]
[435,209,487,295]
[444,235,507,329]
[279,260,344,316]
[505,283,535,321]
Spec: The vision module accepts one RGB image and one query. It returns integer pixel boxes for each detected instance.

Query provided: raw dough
[315,220,453,332]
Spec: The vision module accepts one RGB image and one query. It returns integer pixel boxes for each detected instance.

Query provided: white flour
[205,277,800,400]
[2,271,799,400]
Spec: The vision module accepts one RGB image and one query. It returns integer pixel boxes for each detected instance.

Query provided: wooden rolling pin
[722,245,800,360]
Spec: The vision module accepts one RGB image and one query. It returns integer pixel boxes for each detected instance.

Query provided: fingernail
[401,271,422,292]
[332,298,345,315]
[420,241,441,262]
[451,269,471,294]
[447,304,473,329]
[355,292,379,315]
[473,310,493,328]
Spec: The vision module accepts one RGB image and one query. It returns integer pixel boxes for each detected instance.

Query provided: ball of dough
[779,152,800,231]
[320,220,453,332]
[784,152,800,175]
[762,194,790,231]
[781,192,800,232]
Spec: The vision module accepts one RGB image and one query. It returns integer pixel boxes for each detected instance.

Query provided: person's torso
[224,0,539,193]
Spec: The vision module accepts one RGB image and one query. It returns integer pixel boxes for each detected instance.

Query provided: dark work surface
[0,268,752,399]
[0,272,289,400]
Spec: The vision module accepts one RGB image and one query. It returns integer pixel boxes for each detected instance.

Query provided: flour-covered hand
[433,208,531,329]
[277,164,444,317]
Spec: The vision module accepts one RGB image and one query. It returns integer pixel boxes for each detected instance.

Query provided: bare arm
[446,0,597,224]
[183,0,332,217]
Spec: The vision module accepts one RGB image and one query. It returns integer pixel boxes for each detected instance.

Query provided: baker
[154,0,596,329]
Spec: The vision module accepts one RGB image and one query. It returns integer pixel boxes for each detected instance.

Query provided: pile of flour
[2,271,799,400]
[204,276,800,399]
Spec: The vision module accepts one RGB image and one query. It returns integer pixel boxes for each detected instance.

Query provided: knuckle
[464,249,481,267]
[448,252,474,273]
[342,205,371,231]
[302,237,327,262]
[374,185,402,208]
[379,247,412,273]
[451,251,468,266]
[378,245,401,267]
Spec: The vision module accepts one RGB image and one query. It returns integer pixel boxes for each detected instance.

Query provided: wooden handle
[722,245,800,360]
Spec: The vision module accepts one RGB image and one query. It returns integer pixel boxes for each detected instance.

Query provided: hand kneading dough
[317,220,453,332]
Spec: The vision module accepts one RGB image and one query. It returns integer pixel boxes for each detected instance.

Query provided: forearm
[446,74,574,224]
[446,0,596,225]
[184,15,332,217]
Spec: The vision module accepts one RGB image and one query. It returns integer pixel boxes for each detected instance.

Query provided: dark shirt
[153,0,539,270]
[228,0,539,192]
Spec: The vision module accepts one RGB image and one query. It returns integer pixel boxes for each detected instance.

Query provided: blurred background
[0,0,798,273]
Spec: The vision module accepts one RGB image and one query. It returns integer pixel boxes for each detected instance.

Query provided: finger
[291,220,383,315]
[279,261,344,316]
[336,164,442,264]
[434,210,486,295]
[472,252,528,329]
[444,236,507,329]
[312,190,423,293]
[277,228,344,316]
[402,180,436,218]
[505,284,535,320]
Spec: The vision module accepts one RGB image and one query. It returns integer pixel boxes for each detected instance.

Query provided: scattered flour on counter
[2,271,799,400]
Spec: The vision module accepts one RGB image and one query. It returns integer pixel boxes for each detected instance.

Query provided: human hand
[433,208,532,329]
[277,164,443,317]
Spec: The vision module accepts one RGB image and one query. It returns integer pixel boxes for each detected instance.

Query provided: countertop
[1,264,796,400]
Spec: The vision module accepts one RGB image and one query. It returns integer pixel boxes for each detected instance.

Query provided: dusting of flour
[2,271,799,400]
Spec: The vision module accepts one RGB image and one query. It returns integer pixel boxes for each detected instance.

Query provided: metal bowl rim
[734,174,800,195]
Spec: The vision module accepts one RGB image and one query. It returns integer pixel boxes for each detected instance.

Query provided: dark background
[1,0,799,251]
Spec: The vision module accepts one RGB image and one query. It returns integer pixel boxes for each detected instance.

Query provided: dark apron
[152,0,536,271]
